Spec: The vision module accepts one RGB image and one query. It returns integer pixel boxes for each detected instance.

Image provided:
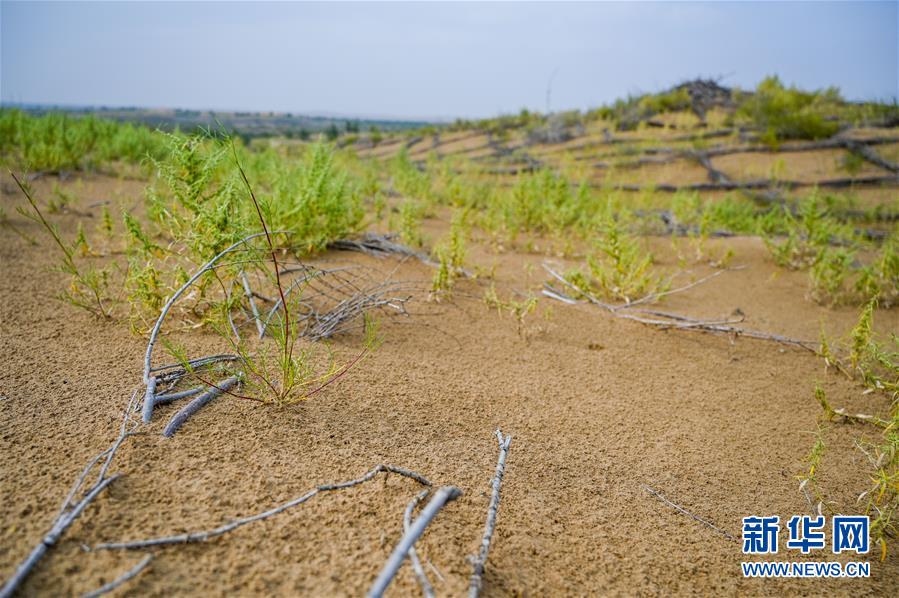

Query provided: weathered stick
[240,271,265,337]
[150,354,239,377]
[542,265,817,352]
[141,376,157,424]
[596,174,897,193]
[404,490,435,598]
[614,267,743,311]
[0,392,140,598]
[81,555,153,598]
[1,476,122,598]
[94,465,432,550]
[162,376,240,438]
[367,486,463,598]
[154,386,204,404]
[844,139,899,174]
[469,430,513,598]
[642,485,736,542]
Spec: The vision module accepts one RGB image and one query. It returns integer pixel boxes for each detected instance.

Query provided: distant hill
[3,103,434,141]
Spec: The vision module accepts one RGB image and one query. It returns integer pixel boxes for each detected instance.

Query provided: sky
[1,1,897,120]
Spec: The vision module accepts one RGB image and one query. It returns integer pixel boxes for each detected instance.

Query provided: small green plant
[840,151,865,176]
[856,233,899,308]
[813,304,898,557]
[761,195,893,306]
[399,199,423,247]
[123,211,159,256]
[764,196,845,269]
[809,247,855,306]
[429,209,469,299]
[48,183,74,213]
[98,205,114,238]
[797,421,828,509]
[430,245,454,298]
[447,209,469,271]
[566,218,667,303]
[484,284,539,338]
[73,222,91,257]
[11,172,112,318]
[125,258,166,331]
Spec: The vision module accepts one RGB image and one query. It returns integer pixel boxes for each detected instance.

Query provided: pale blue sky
[2,1,897,119]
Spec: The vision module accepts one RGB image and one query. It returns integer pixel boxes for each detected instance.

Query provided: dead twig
[367,486,463,598]
[240,271,265,337]
[642,484,736,542]
[81,555,153,598]
[404,490,435,598]
[614,267,744,310]
[94,465,432,550]
[1,391,140,598]
[162,376,240,438]
[542,264,816,352]
[469,430,513,598]
[597,174,897,193]
[330,232,474,278]
[154,386,204,404]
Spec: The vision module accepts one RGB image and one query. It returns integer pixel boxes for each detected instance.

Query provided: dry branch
[240,271,265,337]
[642,485,736,542]
[81,555,153,598]
[162,376,240,438]
[469,430,513,598]
[404,490,435,598]
[583,134,899,178]
[367,486,463,598]
[542,264,817,352]
[260,263,415,341]
[597,174,896,194]
[330,233,434,265]
[843,139,899,174]
[154,386,203,404]
[0,391,140,598]
[94,464,432,551]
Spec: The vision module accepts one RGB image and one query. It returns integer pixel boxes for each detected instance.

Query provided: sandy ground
[1,173,898,597]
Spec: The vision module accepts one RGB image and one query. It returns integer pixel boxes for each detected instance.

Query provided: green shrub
[566,217,667,303]
[736,76,841,146]
[0,109,167,172]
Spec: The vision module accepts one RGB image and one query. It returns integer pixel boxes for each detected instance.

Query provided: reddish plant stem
[231,144,294,388]
[302,347,369,400]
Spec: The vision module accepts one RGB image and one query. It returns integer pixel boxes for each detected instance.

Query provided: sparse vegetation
[11,173,113,318]
[566,216,668,303]
[736,76,842,147]
[4,73,899,594]
[815,303,898,556]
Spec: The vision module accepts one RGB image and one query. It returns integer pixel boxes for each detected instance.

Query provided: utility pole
[545,67,560,115]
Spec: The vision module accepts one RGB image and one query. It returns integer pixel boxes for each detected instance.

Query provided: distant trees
[369,125,382,146]
[325,123,340,141]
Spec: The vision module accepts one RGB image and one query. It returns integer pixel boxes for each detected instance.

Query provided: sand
[1,172,898,596]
